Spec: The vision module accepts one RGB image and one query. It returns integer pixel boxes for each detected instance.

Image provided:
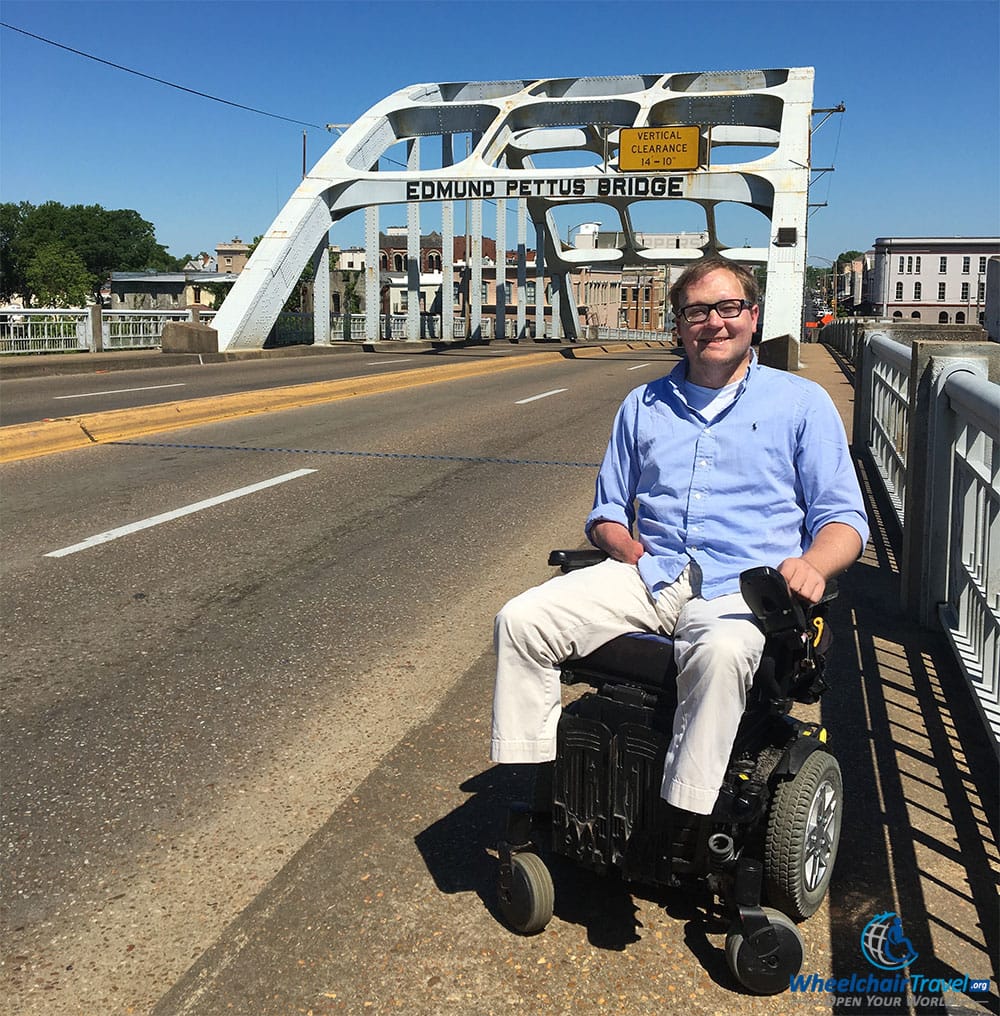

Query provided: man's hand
[777,556,828,605]
[590,520,645,565]
[778,521,864,604]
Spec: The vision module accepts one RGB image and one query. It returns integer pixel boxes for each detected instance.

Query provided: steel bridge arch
[211,68,814,357]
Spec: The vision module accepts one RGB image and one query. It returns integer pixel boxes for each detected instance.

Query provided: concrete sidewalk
[144,342,997,1015]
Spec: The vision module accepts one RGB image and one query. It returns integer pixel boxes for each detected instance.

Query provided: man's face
[676,268,759,387]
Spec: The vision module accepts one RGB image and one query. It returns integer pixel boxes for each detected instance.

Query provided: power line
[0,21,330,131]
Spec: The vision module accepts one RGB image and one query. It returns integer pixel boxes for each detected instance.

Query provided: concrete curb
[0,349,567,464]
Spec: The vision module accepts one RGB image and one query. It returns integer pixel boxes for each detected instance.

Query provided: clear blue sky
[2,0,998,265]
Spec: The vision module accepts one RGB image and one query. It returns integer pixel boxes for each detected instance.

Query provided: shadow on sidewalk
[822,453,999,1016]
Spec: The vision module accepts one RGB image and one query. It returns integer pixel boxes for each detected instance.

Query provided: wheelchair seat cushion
[563,632,677,691]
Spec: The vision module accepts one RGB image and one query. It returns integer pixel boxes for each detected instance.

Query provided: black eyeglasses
[678,299,753,324]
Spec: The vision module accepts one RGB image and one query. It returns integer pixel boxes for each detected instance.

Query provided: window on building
[895,282,904,300]
[380,253,388,270]
[906,256,913,274]
[913,283,921,300]
[939,256,947,273]
[481,282,489,302]
[526,281,536,303]
[938,283,946,300]
[642,307,650,324]
[914,256,921,273]
[333,293,341,314]
[192,286,201,304]
[898,256,905,274]
[453,282,461,306]
[632,287,639,302]
[399,289,408,310]
[979,256,988,274]
[393,254,404,272]
[643,287,650,301]
[428,252,441,271]
[893,311,903,319]
[938,312,949,323]
[979,281,986,301]
[962,257,970,274]
[956,312,966,323]
[910,312,921,319]
[621,286,629,302]
[961,282,970,300]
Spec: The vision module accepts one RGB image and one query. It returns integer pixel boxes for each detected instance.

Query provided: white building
[868,237,999,325]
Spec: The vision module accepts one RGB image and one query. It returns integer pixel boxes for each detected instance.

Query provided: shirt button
[694,492,703,500]
[699,460,708,467]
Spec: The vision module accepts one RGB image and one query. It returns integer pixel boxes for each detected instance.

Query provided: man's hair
[669,257,760,315]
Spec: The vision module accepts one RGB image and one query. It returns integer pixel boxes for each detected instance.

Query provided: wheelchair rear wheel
[764,749,843,920]
[498,851,554,935]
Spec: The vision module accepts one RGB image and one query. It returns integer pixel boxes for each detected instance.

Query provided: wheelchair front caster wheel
[498,851,554,935]
[725,907,803,995]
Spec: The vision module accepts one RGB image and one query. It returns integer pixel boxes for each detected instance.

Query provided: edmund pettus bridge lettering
[405,176,685,201]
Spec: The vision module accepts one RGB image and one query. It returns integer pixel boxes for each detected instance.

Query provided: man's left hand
[777,556,828,605]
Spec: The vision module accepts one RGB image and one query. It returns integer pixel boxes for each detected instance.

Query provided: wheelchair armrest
[548,549,609,572]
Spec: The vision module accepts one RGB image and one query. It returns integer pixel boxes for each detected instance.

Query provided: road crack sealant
[111,440,602,470]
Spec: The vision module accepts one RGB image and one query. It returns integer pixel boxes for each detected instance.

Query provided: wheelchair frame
[496,554,843,995]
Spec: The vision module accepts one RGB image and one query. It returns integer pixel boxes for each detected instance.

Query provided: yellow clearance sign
[619,126,700,172]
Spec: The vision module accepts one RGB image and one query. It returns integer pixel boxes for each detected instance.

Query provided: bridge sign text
[619,126,700,171]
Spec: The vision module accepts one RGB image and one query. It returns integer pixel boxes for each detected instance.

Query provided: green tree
[24,242,95,307]
[3,201,180,304]
[836,249,864,266]
[0,202,32,301]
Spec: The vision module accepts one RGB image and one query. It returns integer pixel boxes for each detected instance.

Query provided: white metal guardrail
[2,307,678,353]
[939,369,999,736]
[867,333,912,522]
[595,325,674,343]
[826,322,1000,743]
[0,308,217,354]
[0,309,89,353]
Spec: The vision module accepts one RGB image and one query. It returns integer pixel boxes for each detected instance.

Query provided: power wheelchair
[496,550,843,995]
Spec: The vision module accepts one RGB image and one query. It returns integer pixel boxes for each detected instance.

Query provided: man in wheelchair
[490,257,869,991]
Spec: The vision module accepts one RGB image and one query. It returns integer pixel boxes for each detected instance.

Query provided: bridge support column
[471,197,483,342]
[495,196,507,340]
[441,134,455,343]
[516,201,527,341]
[365,205,380,342]
[312,239,330,346]
[406,138,421,342]
[534,220,546,339]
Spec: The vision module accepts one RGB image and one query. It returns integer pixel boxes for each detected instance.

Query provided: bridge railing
[0,308,217,354]
[595,325,674,343]
[825,322,1000,744]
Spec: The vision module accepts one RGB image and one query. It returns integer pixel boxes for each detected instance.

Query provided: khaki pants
[490,558,766,815]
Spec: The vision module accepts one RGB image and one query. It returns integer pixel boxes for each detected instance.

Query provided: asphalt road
[4,347,995,1016]
[1,348,680,1014]
[0,345,537,426]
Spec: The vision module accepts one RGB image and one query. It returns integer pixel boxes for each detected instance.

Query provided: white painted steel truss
[212,68,814,351]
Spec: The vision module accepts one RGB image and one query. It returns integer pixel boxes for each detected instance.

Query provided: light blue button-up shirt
[585,353,870,599]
